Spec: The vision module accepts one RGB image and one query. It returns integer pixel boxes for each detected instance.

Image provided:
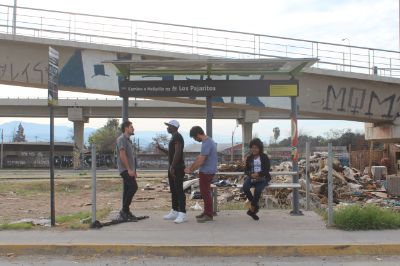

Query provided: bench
[214,171,300,210]
[185,171,300,212]
[264,182,301,209]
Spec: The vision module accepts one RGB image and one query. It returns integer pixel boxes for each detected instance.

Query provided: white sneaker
[174,212,187,224]
[163,209,178,220]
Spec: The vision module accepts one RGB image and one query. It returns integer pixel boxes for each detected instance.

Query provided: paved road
[1,255,399,266]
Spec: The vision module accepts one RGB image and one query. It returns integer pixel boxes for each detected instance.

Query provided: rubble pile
[214,152,400,210]
[273,152,400,210]
[218,162,245,172]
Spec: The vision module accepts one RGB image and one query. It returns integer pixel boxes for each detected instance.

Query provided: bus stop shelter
[104,58,317,215]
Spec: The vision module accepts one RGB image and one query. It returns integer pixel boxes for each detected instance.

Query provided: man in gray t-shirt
[185,126,217,223]
[116,120,138,221]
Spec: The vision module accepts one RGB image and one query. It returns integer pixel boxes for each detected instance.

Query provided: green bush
[333,204,400,231]
[0,222,33,230]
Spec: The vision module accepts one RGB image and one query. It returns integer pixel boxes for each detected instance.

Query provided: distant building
[1,142,73,168]
[184,143,243,164]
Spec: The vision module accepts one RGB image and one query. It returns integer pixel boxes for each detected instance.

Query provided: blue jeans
[242,176,267,208]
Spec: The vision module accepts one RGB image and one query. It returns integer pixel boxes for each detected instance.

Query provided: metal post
[212,185,218,214]
[327,143,334,227]
[348,144,352,168]
[368,141,373,176]
[305,142,310,211]
[12,0,17,35]
[231,131,234,163]
[230,125,237,163]
[342,38,351,72]
[206,96,213,138]
[122,96,129,122]
[49,105,55,226]
[91,144,97,224]
[290,96,302,215]
[0,129,3,169]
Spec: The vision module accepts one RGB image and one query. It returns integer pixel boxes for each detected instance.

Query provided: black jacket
[244,153,271,182]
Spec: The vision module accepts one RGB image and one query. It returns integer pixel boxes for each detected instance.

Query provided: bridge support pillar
[238,110,259,159]
[68,108,88,169]
[365,121,400,142]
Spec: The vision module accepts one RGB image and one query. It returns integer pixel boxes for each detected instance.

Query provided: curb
[1,244,400,257]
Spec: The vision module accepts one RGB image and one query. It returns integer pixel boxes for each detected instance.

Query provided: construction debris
[215,152,400,210]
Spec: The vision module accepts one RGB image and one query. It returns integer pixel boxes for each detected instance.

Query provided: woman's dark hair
[249,138,264,154]
[120,120,132,133]
[189,126,205,138]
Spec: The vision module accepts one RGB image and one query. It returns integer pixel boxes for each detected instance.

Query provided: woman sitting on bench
[243,138,271,220]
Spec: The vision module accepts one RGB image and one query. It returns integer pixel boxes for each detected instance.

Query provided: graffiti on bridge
[313,85,400,119]
[0,61,48,84]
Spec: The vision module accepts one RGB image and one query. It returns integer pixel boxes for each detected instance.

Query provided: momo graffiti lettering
[314,85,399,119]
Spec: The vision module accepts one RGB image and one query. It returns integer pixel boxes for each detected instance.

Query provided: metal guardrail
[0,4,400,77]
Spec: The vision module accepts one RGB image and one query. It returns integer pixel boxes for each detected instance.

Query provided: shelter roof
[104,58,317,77]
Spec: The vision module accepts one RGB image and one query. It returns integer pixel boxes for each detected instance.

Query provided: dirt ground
[0,169,242,224]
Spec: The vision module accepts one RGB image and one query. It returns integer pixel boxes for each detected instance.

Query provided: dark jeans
[199,172,214,217]
[168,166,186,213]
[242,176,267,209]
[120,170,138,213]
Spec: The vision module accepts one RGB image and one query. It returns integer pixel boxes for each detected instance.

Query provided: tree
[88,119,121,153]
[272,127,280,143]
[150,134,170,154]
[13,123,26,142]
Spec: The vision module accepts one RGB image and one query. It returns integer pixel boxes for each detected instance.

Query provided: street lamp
[230,124,239,163]
[342,38,351,72]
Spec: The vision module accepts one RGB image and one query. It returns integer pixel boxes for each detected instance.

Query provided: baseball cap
[164,119,180,128]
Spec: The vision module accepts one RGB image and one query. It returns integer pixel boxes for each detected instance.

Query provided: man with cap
[160,119,187,223]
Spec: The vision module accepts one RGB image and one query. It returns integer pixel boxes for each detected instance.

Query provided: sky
[0,0,398,143]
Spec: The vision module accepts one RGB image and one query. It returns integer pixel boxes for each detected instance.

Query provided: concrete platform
[0,210,399,257]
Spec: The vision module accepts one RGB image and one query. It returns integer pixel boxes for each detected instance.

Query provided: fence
[350,150,386,173]
[0,4,400,77]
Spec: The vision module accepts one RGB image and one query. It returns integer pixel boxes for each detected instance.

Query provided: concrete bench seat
[211,171,300,210]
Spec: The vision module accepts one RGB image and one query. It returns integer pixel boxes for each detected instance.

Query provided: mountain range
[0,121,235,148]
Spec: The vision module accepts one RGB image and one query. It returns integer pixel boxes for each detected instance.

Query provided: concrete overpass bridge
[0,97,319,155]
[1,4,400,156]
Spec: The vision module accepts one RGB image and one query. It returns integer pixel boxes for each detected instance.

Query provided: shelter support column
[238,110,259,159]
[206,96,213,138]
[68,108,88,169]
[122,96,129,122]
[290,96,302,215]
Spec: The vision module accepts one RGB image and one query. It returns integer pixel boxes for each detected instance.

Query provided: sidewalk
[1,210,399,256]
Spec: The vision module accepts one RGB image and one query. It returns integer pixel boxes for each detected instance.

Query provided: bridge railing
[1,4,400,78]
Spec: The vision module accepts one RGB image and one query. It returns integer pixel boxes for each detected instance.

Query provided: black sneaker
[254,206,260,214]
[127,211,138,221]
[119,210,138,222]
[195,213,205,219]
[118,210,130,222]
[196,214,213,223]
[247,210,259,221]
